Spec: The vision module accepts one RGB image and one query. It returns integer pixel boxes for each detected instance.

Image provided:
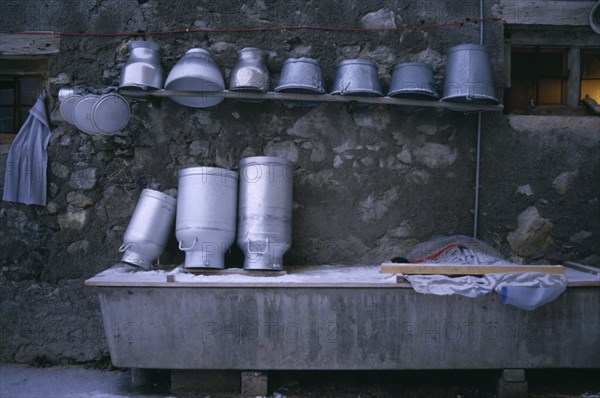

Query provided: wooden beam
[0,32,60,55]
[568,47,582,106]
[118,89,505,112]
[504,42,512,88]
[380,263,565,275]
[495,0,596,26]
[0,57,48,75]
[507,27,600,47]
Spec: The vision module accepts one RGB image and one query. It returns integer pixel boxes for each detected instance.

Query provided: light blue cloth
[3,92,51,206]
[499,285,567,311]
[406,272,567,311]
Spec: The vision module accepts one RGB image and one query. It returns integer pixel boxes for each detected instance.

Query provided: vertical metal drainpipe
[473,0,484,239]
[474,113,482,239]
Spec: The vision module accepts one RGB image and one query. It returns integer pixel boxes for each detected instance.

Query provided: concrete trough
[85,264,600,370]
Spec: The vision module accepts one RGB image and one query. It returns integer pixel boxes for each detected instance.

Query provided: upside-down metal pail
[331,58,382,97]
[165,48,225,108]
[388,62,438,100]
[274,57,326,107]
[120,189,176,269]
[176,167,238,269]
[119,41,164,91]
[237,156,294,270]
[229,47,270,93]
[441,44,498,105]
[275,57,326,94]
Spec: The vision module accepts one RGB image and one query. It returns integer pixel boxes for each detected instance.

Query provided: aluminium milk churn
[120,189,176,269]
[176,167,238,268]
[237,156,294,270]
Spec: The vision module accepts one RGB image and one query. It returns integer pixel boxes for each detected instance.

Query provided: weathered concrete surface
[96,286,600,370]
[0,0,598,364]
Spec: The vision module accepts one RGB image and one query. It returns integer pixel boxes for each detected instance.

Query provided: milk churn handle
[466,86,475,101]
[178,237,198,251]
[118,242,134,252]
[247,238,269,254]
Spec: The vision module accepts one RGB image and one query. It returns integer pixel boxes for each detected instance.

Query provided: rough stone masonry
[0,0,598,364]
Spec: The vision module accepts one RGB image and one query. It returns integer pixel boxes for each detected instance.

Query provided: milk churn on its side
[120,189,176,269]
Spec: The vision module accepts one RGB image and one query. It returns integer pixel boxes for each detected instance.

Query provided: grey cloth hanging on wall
[3,92,52,206]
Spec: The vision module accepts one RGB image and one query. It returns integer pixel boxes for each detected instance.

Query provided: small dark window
[0,76,43,135]
[0,57,47,144]
[506,47,568,113]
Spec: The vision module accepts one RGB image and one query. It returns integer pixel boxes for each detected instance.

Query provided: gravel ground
[1,364,599,398]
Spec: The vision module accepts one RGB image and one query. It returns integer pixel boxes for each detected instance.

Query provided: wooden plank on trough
[564,266,600,288]
[0,32,60,55]
[564,261,600,275]
[380,263,565,275]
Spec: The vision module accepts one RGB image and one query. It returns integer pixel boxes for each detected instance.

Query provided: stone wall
[0,0,598,364]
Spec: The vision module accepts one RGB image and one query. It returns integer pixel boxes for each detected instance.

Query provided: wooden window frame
[580,48,600,101]
[504,25,599,116]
